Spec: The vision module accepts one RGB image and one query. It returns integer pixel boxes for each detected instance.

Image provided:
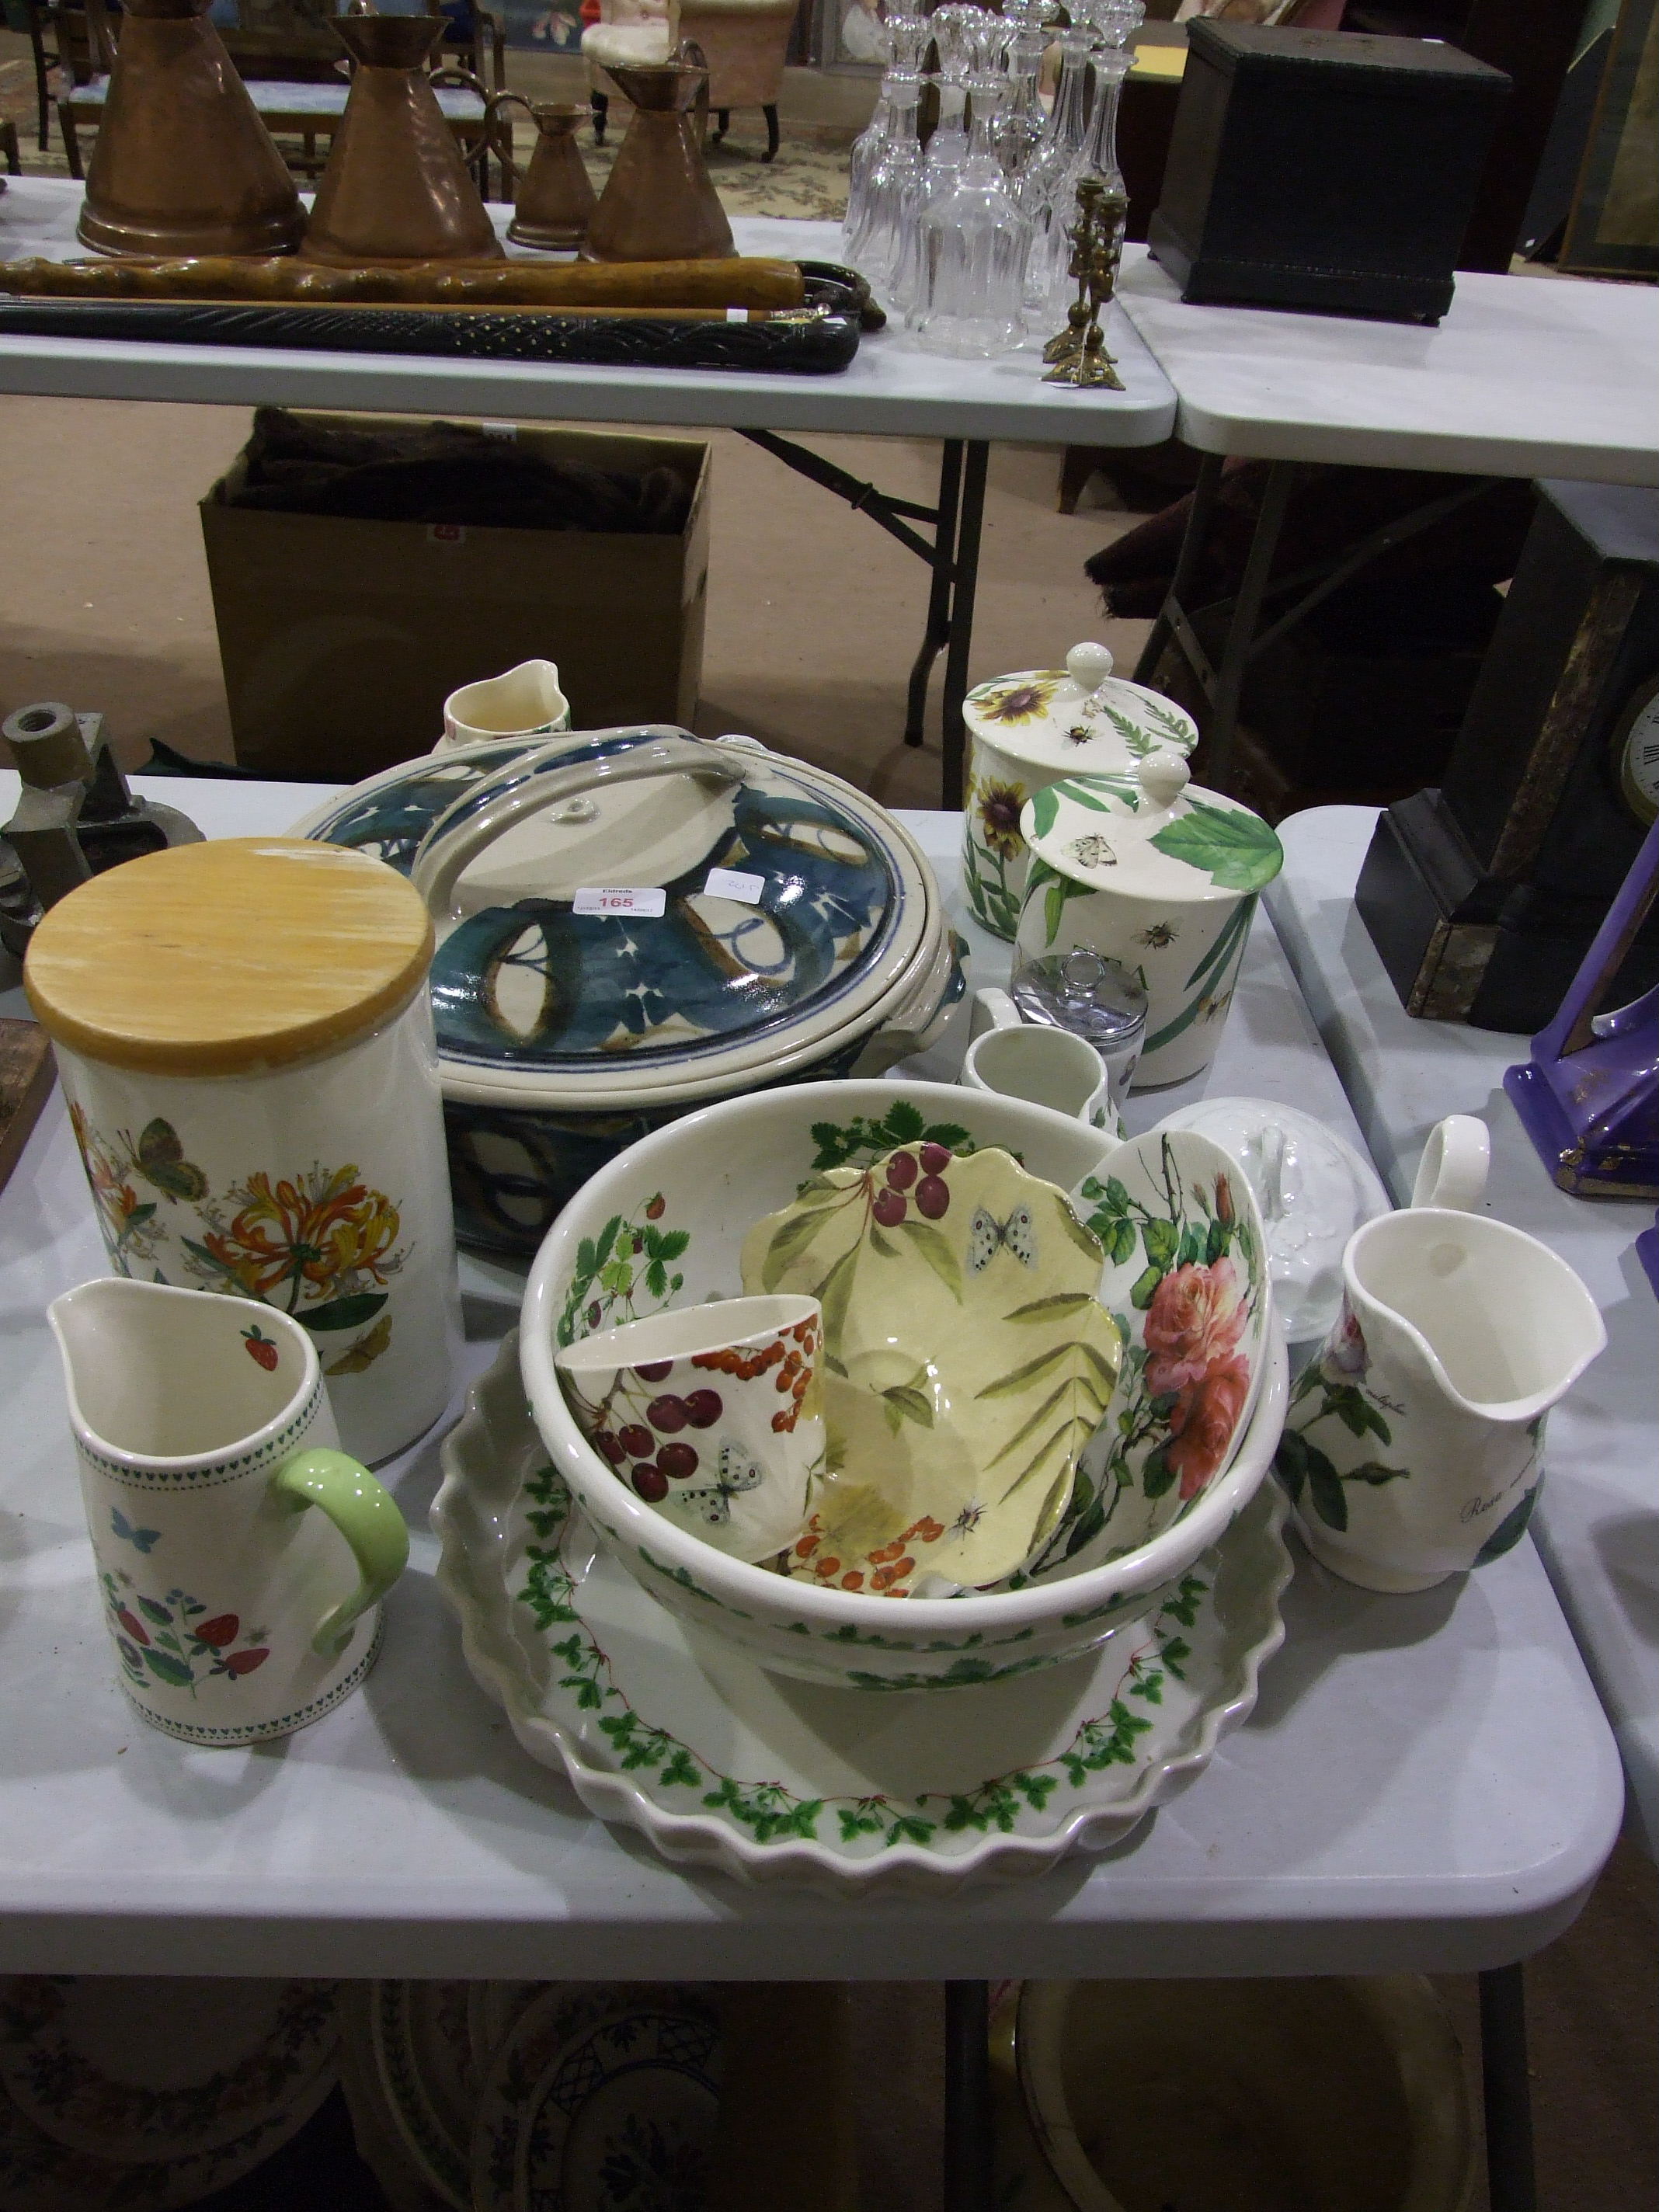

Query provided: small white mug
[962,988,1115,1132]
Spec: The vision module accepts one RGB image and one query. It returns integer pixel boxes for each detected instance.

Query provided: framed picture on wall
[1560,0,1659,276]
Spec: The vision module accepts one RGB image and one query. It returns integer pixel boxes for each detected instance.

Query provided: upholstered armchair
[583,0,798,162]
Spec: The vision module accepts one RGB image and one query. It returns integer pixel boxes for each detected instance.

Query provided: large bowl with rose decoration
[520,1081,1286,1691]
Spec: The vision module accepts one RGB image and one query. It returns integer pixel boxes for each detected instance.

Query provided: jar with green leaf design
[1014,753,1283,1088]
[961,642,1196,941]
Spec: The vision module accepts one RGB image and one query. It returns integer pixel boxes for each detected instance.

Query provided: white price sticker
[702,866,767,905]
[573,886,667,917]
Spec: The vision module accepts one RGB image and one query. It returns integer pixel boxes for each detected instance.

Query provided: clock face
[1614,674,1659,826]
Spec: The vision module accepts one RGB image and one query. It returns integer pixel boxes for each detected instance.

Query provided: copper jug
[78,0,302,258]
[488,95,596,252]
[304,12,502,266]
[584,54,734,263]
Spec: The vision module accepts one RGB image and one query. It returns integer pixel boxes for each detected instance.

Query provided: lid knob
[1066,642,1114,694]
[1138,750,1191,810]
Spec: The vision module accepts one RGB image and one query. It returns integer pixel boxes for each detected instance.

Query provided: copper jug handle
[678,37,712,139]
[428,64,494,170]
[483,89,537,187]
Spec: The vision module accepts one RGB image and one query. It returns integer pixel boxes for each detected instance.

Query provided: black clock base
[1356,791,1659,1034]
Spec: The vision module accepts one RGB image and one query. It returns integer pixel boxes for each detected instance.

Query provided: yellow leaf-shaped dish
[740,1144,1120,1592]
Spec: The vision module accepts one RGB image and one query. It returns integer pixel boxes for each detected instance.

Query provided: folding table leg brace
[1134,454,1503,791]
[738,432,990,810]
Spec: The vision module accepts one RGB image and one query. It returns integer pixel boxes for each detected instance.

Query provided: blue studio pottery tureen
[290,729,963,1255]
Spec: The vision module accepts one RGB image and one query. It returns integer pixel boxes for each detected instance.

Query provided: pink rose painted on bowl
[1166,1353,1251,1499]
[1144,1257,1247,1396]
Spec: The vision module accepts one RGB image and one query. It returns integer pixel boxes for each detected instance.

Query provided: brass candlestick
[1042,177,1103,367]
[1043,179,1128,390]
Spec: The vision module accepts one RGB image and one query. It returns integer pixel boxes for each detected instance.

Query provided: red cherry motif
[593,1431,626,1467]
[918,1143,952,1176]
[587,1303,602,1328]
[194,1615,239,1649]
[645,1195,666,1220]
[915,1176,950,1219]
[242,1326,280,1372]
[632,1463,669,1502]
[683,1389,722,1429]
[634,1360,674,1383]
[115,1608,149,1647]
[885,1151,918,1191]
[618,1424,654,1459]
[657,1442,699,1481]
[223,1648,269,1676]
[646,1395,688,1434]
[871,1188,906,1229]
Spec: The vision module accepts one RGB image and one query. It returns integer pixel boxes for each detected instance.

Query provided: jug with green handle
[48,1278,409,1744]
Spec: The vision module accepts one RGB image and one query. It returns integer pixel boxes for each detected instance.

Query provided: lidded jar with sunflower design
[25,837,460,1463]
[960,641,1196,941]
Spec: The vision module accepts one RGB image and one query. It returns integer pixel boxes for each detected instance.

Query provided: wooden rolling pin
[0,256,807,311]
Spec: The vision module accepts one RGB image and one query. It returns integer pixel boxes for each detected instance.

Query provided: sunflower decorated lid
[1020,755,1285,904]
[963,643,1198,775]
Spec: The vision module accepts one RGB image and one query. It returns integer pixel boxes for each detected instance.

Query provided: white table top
[0,775,1622,1977]
[1116,247,1659,485]
[1268,807,1659,1863]
[0,182,1176,445]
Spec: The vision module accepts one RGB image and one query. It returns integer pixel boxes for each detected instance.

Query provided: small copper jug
[78,0,302,257]
[305,12,502,266]
[584,54,734,263]
[488,95,596,252]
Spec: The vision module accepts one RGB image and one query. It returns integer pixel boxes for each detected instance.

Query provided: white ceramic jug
[961,986,1118,1131]
[1279,1121,1605,1591]
[436,659,571,752]
[49,1278,409,1744]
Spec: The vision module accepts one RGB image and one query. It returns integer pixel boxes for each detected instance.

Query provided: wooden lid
[26,838,435,1077]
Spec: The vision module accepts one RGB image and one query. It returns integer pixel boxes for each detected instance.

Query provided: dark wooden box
[1148,22,1511,323]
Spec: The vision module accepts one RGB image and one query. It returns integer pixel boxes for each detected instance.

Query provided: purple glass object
[1504,815,1659,1198]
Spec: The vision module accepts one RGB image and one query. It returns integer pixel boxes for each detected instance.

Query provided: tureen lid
[963,644,1198,775]
[289,729,944,1107]
[1020,755,1284,905]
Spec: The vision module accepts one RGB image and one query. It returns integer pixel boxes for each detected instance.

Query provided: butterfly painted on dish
[679,1444,763,1528]
[110,1508,161,1554]
[126,1118,208,1204]
[969,1205,1037,1273]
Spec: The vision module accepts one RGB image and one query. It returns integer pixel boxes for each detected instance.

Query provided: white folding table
[0,790,1619,1940]
[0,180,1177,808]
[1111,249,1659,784]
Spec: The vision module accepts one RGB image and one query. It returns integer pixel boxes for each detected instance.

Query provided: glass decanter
[847,68,924,290]
[994,1,1054,189]
[1025,0,1141,324]
[1017,13,1096,315]
[909,71,1031,357]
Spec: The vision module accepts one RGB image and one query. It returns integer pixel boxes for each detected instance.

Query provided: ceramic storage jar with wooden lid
[26,837,459,1464]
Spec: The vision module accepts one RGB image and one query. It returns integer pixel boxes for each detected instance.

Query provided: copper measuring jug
[584,50,734,263]
[304,10,502,266]
[487,95,596,251]
[77,0,302,257]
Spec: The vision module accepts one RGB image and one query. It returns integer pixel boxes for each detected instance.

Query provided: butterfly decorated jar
[1014,756,1283,1088]
[962,642,1197,941]
[26,838,461,1465]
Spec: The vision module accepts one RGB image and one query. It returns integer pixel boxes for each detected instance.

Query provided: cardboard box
[201,414,711,781]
